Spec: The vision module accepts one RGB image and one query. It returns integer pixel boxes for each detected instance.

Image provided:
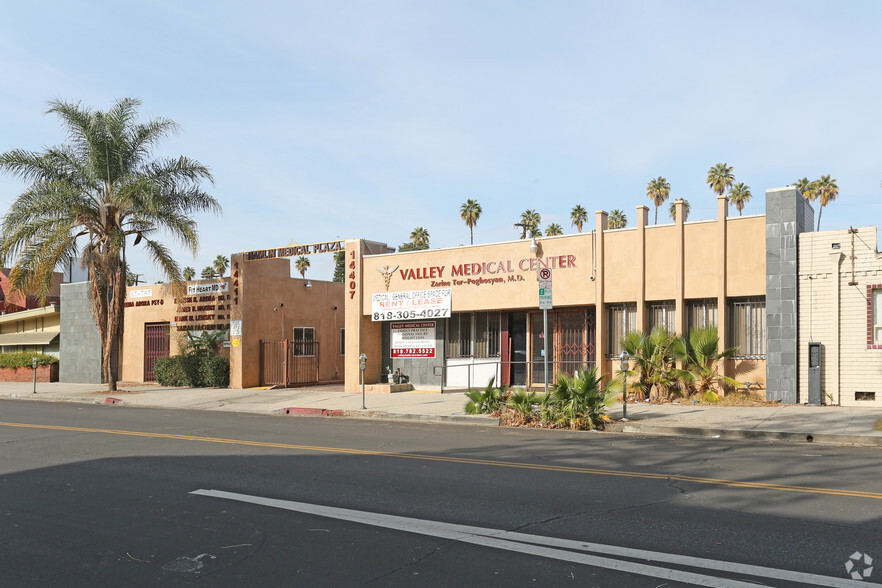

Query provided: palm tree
[0,98,218,391]
[570,205,588,233]
[646,176,671,224]
[623,327,679,402]
[459,199,482,245]
[793,177,817,201]
[201,266,215,279]
[668,199,690,222]
[183,266,195,281]
[706,163,735,199]
[544,223,563,236]
[608,209,627,229]
[514,209,541,239]
[814,174,838,231]
[672,326,740,403]
[213,254,229,277]
[410,227,430,248]
[295,256,310,278]
[728,183,752,216]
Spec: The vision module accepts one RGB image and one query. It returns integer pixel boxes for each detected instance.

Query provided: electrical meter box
[808,342,821,405]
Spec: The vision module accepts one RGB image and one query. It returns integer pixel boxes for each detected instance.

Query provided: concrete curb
[607,422,882,447]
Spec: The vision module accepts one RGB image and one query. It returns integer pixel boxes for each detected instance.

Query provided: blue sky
[1,1,881,282]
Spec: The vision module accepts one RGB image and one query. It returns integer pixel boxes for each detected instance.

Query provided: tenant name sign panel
[371,288,452,321]
[391,321,436,358]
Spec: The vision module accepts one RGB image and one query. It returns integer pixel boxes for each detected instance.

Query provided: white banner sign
[130,288,153,298]
[371,288,452,321]
[391,321,436,358]
[187,282,229,295]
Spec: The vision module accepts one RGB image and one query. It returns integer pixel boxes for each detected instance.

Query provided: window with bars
[647,301,676,333]
[607,303,637,357]
[728,298,765,357]
[686,299,718,332]
[292,326,316,356]
[445,312,501,358]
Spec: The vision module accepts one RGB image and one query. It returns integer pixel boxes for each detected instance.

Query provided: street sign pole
[538,268,553,393]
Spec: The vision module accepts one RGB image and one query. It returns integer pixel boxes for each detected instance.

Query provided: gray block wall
[381,320,445,387]
[60,282,103,384]
[765,187,813,403]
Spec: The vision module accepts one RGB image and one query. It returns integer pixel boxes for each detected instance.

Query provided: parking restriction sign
[538,268,552,309]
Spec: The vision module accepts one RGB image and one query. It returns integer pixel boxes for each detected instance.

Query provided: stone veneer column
[765,187,813,403]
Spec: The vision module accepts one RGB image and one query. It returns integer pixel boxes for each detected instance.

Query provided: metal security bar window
[607,303,637,357]
[686,299,718,331]
[647,301,676,333]
[728,298,765,358]
[445,312,501,358]
[292,327,316,356]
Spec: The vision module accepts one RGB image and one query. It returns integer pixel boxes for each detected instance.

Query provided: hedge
[0,352,59,369]
[153,354,229,388]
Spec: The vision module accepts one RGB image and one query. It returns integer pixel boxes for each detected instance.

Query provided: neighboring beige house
[799,226,882,406]
[0,304,61,356]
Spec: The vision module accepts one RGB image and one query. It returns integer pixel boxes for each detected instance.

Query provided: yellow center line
[3,420,880,500]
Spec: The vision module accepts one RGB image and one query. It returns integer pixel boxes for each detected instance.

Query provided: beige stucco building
[799,226,882,406]
[345,196,768,394]
[119,255,344,388]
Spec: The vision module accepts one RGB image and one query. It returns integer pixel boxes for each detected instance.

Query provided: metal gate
[144,323,170,381]
[552,308,596,375]
[259,339,320,387]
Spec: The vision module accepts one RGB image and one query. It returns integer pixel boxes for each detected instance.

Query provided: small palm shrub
[552,367,614,430]
[672,325,741,402]
[464,377,507,415]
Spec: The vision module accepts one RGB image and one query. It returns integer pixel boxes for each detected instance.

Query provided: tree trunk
[816,207,823,231]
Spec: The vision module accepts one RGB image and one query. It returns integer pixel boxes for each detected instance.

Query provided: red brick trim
[867,285,882,349]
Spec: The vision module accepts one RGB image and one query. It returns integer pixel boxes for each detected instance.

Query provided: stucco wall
[798,227,882,406]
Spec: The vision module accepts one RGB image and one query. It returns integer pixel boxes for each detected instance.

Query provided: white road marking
[191,489,878,588]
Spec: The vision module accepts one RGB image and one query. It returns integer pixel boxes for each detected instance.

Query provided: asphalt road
[1,400,880,587]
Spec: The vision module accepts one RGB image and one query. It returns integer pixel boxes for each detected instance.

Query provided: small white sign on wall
[391,321,436,358]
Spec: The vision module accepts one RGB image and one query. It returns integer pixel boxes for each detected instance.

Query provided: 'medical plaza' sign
[242,240,345,261]
[371,289,452,321]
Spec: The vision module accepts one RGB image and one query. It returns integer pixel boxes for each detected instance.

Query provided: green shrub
[0,352,59,369]
[199,354,230,388]
[152,356,190,387]
[153,353,229,388]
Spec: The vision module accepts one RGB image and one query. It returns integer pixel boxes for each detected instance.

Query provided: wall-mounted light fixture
[529,237,539,255]
[305,280,313,289]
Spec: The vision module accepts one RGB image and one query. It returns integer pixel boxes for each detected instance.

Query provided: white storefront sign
[187,282,229,295]
[130,288,153,298]
[371,288,452,321]
[391,321,436,358]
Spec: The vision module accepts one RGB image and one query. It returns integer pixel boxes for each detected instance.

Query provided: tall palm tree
[570,205,588,233]
[295,256,310,278]
[668,199,690,222]
[514,209,541,239]
[410,227,430,248]
[706,163,735,199]
[608,209,627,229]
[544,223,563,236]
[646,177,671,224]
[814,174,838,231]
[728,183,752,216]
[213,254,229,277]
[793,177,817,201]
[201,266,215,279]
[183,266,195,281]
[459,199,482,245]
[0,98,218,391]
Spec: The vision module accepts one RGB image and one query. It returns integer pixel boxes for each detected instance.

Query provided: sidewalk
[3,382,882,446]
